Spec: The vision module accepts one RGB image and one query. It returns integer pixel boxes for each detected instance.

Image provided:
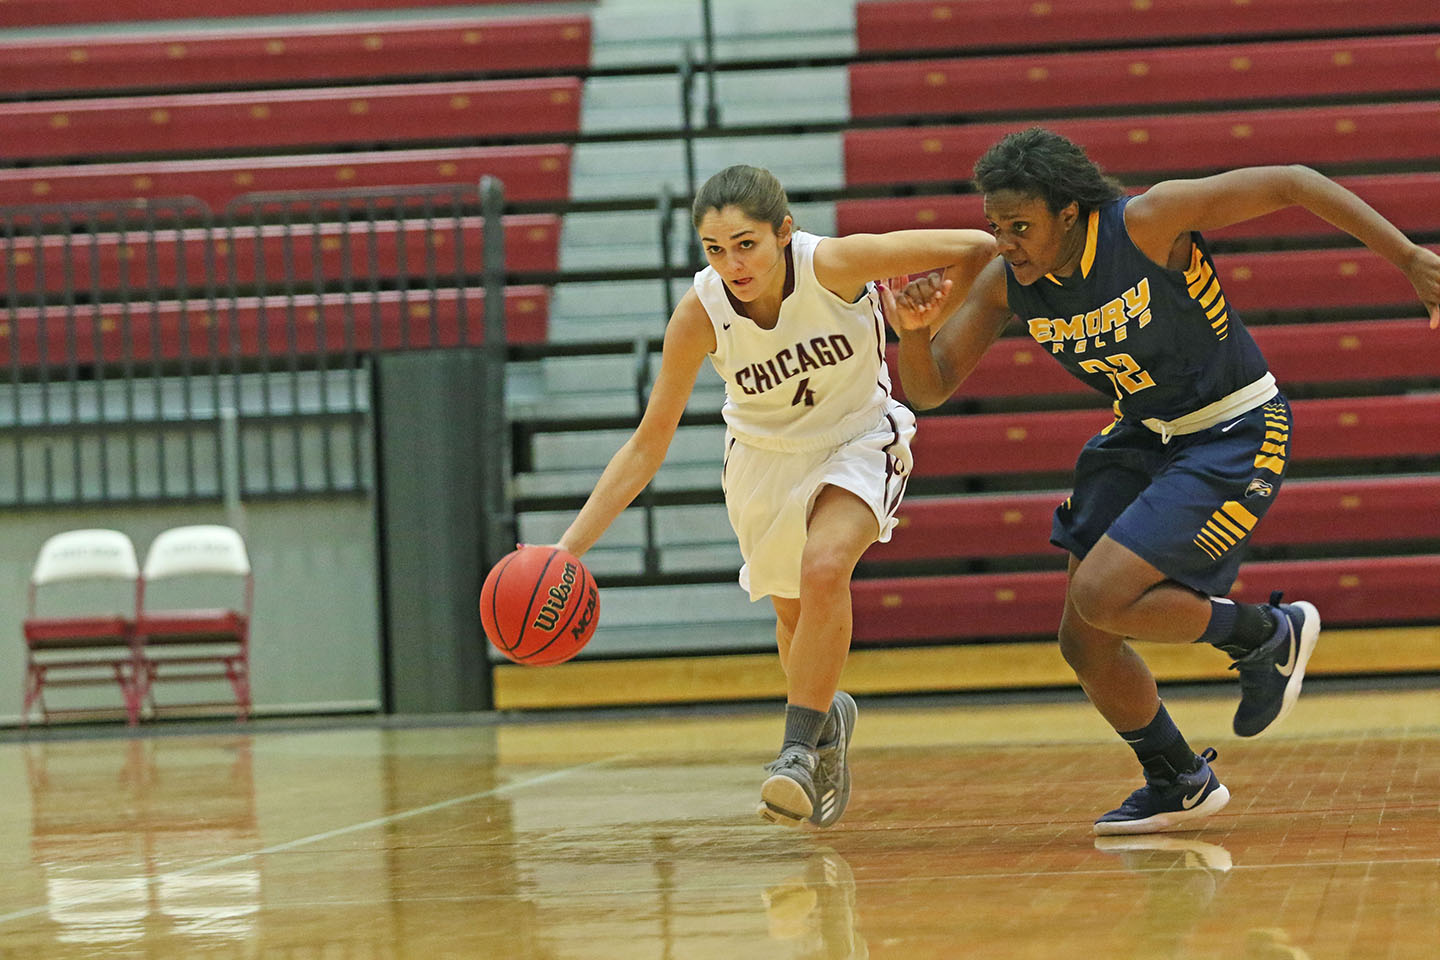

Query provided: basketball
[480,545,599,665]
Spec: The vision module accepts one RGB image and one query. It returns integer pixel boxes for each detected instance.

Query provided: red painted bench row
[865,475,1440,563]
[845,102,1440,186]
[908,394,1440,479]
[854,0,1440,55]
[0,0,556,28]
[850,34,1440,119]
[887,319,1440,404]
[0,287,549,363]
[0,145,572,209]
[3,214,561,292]
[836,172,1440,241]
[0,17,592,95]
[852,554,1440,642]
[0,78,582,163]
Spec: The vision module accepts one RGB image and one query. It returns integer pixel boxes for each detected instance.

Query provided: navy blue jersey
[1005,197,1269,422]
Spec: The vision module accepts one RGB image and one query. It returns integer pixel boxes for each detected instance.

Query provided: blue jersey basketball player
[883,127,1440,835]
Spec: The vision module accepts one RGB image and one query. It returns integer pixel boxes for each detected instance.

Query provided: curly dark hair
[973,127,1124,214]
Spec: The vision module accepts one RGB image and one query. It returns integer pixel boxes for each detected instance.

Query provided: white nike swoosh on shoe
[1220,417,1247,432]
[1181,776,1211,809]
[1274,628,1299,677]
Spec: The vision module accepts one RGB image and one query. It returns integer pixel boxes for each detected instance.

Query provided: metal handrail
[479,175,515,571]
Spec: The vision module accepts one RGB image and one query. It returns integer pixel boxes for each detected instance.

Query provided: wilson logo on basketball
[531,561,577,631]
[571,584,598,640]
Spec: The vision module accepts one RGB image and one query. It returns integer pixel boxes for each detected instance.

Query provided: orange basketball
[480,545,599,665]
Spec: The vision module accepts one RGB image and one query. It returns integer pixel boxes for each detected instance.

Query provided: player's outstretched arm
[883,256,1013,411]
[813,228,997,304]
[1127,165,1440,329]
[557,290,713,556]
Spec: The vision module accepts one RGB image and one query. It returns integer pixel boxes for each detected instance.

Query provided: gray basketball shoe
[811,690,858,827]
[759,746,818,827]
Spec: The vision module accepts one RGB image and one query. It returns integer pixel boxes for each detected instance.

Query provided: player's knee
[1057,622,1113,674]
[1067,564,1128,633]
[798,549,853,597]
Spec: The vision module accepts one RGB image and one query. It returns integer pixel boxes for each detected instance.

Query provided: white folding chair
[135,525,253,720]
[22,528,142,726]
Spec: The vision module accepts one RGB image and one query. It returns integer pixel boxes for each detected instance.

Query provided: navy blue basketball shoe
[1094,747,1231,836]
[1231,592,1321,738]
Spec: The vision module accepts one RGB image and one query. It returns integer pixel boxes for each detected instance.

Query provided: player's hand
[879,273,953,336]
[1403,244,1440,329]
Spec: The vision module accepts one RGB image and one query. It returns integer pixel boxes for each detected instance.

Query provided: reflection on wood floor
[0,685,1436,959]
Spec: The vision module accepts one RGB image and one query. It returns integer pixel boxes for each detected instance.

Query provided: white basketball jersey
[694,230,892,452]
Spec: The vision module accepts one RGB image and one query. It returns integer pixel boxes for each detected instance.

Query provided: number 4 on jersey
[790,377,815,407]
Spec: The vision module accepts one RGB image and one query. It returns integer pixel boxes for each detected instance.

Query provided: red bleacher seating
[837,173,1440,240]
[849,34,1440,119]
[844,102,1440,187]
[0,18,592,95]
[907,394,1440,479]
[0,79,582,162]
[1216,248,1437,313]
[854,0,1440,55]
[4,214,561,293]
[866,476,1440,563]
[0,145,572,208]
[887,319,1440,404]
[0,287,549,367]
[0,0,553,29]
[851,554,1440,642]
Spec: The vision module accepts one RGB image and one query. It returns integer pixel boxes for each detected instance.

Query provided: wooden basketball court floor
[1,682,1437,959]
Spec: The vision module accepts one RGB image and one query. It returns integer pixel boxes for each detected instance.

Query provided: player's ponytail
[692,164,791,233]
[974,127,1124,215]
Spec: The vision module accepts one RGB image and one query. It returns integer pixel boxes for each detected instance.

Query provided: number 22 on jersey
[1077,352,1156,398]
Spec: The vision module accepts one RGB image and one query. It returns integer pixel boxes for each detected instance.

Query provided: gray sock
[782,703,829,752]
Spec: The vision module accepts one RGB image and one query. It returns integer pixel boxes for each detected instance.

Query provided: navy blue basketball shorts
[1051,394,1292,598]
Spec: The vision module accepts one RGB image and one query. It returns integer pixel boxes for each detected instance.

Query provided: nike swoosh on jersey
[1220,417,1247,432]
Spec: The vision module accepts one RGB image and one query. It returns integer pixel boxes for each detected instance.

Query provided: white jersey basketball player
[555,164,995,829]
[696,229,915,604]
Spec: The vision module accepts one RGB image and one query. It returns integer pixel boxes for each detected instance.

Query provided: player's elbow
[903,382,948,411]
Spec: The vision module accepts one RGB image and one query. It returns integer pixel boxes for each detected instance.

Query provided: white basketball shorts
[723,399,917,601]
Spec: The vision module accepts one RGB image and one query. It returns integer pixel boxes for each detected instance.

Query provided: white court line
[0,752,632,928]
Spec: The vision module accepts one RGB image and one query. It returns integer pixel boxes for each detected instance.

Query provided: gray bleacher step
[518,505,739,577]
[529,424,723,471]
[581,68,848,133]
[558,208,693,273]
[546,280,677,342]
[513,462,719,501]
[557,202,837,274]
[519,502,735,553]
[589,0,859,68]
[509,352,726,416]
[569,133,843,201]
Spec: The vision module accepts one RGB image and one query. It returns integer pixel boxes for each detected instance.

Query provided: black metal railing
[0,179,513,513]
